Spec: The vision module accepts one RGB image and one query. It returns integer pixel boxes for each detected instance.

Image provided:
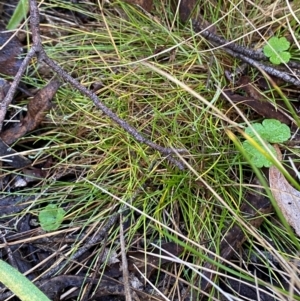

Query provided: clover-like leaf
[263,36,291,65]
[261,119,291,143]
[269,51,291,65]
[263,37,290,55]
[245,123,268,140]
[243,140,276,168]
[242,119,291,168]
[38,204,66,231]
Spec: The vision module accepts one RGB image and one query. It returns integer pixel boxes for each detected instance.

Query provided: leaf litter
[269,145,300,237]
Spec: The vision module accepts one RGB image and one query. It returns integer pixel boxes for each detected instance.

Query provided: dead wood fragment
[0,78,32,167]
[193,18,300,86]
[0,79,60,145]
[0,47,39,132]
[119,215,133,301]
[0,78,10,99]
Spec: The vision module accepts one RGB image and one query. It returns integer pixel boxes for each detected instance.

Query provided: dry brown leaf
[0,79,60,145]
[269,145,300,236]
[223,76,292,125]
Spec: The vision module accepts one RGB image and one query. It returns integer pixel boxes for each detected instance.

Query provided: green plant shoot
[263,36,291,65]
[6,0,29,30]
[0,259,51,301]
[242,119,291,168]
[38,204,66,231]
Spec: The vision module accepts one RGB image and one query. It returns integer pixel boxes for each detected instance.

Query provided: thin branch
[223,47,300,86]
[0,47,37,131]
[193,20,300,85]
[39,212,120,280]
[40,53,187,156]
[1,0,188,170]
[193,20,266,61]
[27,0,187,170]
[120,215,132,301]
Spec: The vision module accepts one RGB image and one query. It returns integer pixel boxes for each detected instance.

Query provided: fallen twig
[0,47,37,132]
[193,20,300,86]
[0,0,187,170]
[223,47,300,86]
[39,212,120,280]
[0,79,61,145]
[120,215,133,301]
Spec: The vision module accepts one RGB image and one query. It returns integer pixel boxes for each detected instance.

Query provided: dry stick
[39,53,186,170]
[224,47,300,86]
[193,20,300,70]
[27,0,187,170]
[39,168,154,281]
[0,47,37,131]
[193,21,300,85]
[80,233,109,301]
[120,215,132,301]
[39,212,120,280]
[192,20,266,61]
[0,0,44,131]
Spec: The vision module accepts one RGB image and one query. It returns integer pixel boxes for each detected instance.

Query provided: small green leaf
[263,36,290,54]
[38,204,66,231]
[242,119,290,168]
[261,119,291,143]
[243,140,276,168]
[263,36,291,65]
[6,0,29,30]
[269,51,291,65]
[245,123,268,140]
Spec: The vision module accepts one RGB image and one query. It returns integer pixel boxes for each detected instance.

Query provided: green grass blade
[0,260,51,301]
[6,0,29,30]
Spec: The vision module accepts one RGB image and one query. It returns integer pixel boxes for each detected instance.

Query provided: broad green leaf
[269,51,291,65]
[245,123,268,140]
[263,37,290,55]
[243,140,276,168]
[6,0,29,30]
[261,119,291,143]
[38,204,66,231]
[0,260,51,301]
[263,36,291,64]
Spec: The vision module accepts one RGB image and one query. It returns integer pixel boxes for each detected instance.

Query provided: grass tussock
[3,0,300,300]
